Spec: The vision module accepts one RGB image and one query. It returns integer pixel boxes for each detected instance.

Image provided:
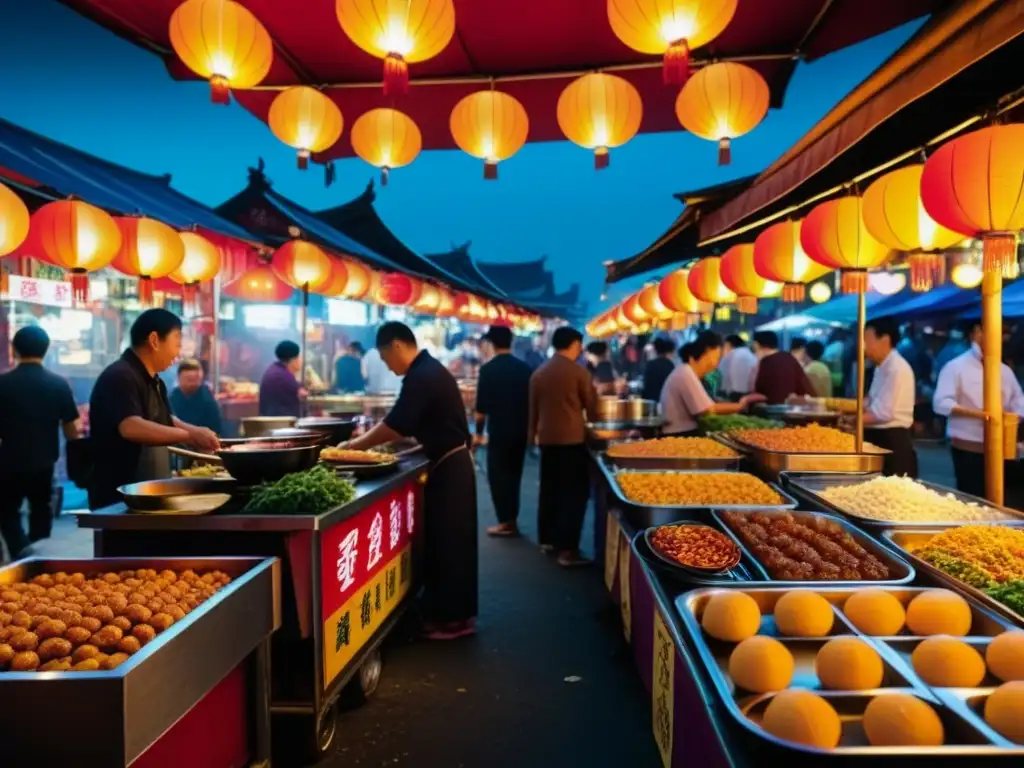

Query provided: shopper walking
[474,326,532,537]
[529,327,597,567]
[861,316,918,478]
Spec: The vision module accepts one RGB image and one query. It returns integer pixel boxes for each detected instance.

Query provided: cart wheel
[357,648,383,698]
[315,704,338,756]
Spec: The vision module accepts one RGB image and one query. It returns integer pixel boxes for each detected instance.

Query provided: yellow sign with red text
[653,609,674,768]
[323,543,411,687]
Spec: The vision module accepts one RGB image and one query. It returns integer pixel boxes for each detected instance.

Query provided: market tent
[802,293,888,324]
[866,284,969,318]
[964,278,1024,318]
[62,0,946,160]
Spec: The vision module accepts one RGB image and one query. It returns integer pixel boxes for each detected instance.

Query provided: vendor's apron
[422,444,478,623]
[135,379,174,482]
[864,427,918,478]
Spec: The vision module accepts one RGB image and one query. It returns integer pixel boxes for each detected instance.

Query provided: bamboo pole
[982,268,1004,505]
[855,289,866,452]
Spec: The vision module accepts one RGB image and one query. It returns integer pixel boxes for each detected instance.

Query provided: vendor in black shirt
[0,326,81,558]
[475,325,532,538]
[340,322,477,641]
[585,341,617,395]
[88,309,220,510]
[642,336,676,402]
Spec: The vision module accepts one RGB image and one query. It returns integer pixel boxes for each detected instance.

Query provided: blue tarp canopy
[964,278,1024,318]
[802,293,887,324]
[0,117,256,241]
[867,284,972,319]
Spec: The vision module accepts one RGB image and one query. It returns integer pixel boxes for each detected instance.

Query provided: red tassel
[210,75,230,105]
[983,234,1016,274]
[381,166,390,186]
[736,296,757,314]
[718,137,732,166]
[595,147,610,170]
[782,283,805,303]
[383,53,409,96]
[70,269,89,304]
[483,160,498,180]
[663,39,690,85]
[909,252,945,292]
[182,283,198,315]
[138,276,154,306]
[297,151,309,170]
[841,270,868,294]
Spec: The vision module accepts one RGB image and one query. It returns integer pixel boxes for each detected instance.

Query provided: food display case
[602,437,742,471]
[0,556,280,767]
[752,403,842,427]
[716,432,888,481]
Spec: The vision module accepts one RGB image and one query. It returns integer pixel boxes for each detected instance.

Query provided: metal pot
[626,398,659,422]
[294,417,358,445]
[596,397,627,422]
[240,416,297,437]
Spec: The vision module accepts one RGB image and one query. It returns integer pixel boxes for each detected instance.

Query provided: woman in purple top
[259,341,306,417]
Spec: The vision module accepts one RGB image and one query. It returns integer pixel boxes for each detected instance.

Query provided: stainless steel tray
[783,472,1024,529]
[0,556,280,766]
[600,448,741,472]
[604,468,799,512]
[714,508,916,587]
[884,527,1024,628]
[632,530,770,586]
[718,433,888,480]
[936,687,1024,751]
[752,404,842,426]
[677,586,1023,758]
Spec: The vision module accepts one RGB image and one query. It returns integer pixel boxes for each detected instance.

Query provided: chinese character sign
[652,610,674,768]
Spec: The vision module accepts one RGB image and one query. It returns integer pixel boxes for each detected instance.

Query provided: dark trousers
[422,449,478,622]
[950,446,1024,509]
[485,438,527,525]
[0,468,54,558]
[538,444,590,551]
[864,427,918,478]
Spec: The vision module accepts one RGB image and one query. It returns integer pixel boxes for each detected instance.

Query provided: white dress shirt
[865,349,915,429]
[362,348,403,394]
[660,364,714,434]
[719,346,757,395]
[933,344,1024,443]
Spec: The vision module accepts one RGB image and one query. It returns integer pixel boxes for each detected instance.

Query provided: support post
[855,289,866,452]
[982,269,1004,505]
[300,283,309,417]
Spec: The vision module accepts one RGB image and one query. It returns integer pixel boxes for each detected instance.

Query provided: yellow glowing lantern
[719,243,781,313]
[168,231,222,311]
[336,0,456,96]
[687,257,736,305]
[32,200,122,302]
[809,282,832,304]
[449,90,529,180]
[801,197,892,294]
[675,62,769,165]
[557,73,643,170]
[268,86,344,170]
[0,180,29,257]
[169,0,273,105]
[608,0,737,84]
[623,292,650,325]
[414,282,441,313]
[271,239,333,292]
[658,267,711,320]
[112,216,186,305]
[350,108,422,185]
[638,283,671,320]
[435,285,455,317]
[754,218,832,302]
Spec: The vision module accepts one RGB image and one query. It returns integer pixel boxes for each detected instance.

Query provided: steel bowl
[217,444,320,485]
[626,398,659,421]
[240,416,297,437]
[294,416,358,445]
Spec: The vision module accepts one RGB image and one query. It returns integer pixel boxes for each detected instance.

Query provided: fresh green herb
[918,548,996,589]
[244,466,356,516]
[698,414,784,432]
[986,580,1024,616]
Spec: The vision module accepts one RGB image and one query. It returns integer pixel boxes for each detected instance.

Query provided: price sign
[604,513,620,592]
[619,538,632,642]
[653,609,675,768]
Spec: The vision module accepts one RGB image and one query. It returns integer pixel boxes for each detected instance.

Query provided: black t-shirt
[384,350,470,462]
[0,363,78,472]
[88,350,174,509]
[592,360,616,384]
[642,357,675,402]
[475,352,531,442]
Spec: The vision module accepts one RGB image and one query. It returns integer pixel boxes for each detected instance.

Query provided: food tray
[603,468,798,512]
[753,404,842,426]
[677,586,1023,758]
[632,530,769,586]
[0,556,280,766]
[783,472,1024,529]
[884,528,1024,628]
[642,523,742,576]
[718,433,887,481]
[600,448,741,472]
[935,688,1024,752]
[713,508,915,587]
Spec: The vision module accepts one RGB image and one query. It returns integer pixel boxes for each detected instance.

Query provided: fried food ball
[0,643,13,667]
[164,585,182,600]
[159,569,177,583]
[91,625,124,652]
[105,594,128,613]
[0,589,22,602]
[64,626,92,646]
[131,624,157,645]
[119,635,142,654]
[71,644,100,663]
[10,632,39,652]
[44,606,62,619]
[110,616,132,633]
[127,592,148,605]
[68,573,85,586]
[149,613,175,633]
[38,657,72,672]
[166,605,186,622]
[11,651,40,670]
[85,605,114,624]
[35,619,67,640]
[57,610,82,627]
[179,569,197,583]
[10,610,31,629]
[1,602,19,616]
[32,574,55,588]
[118,571,135,581]
[102,572,120,584]
[102,652,129,670]
[78,616,102,633]
[71,658,100,672]
[0,628,16,643]
[0,611,11,626]
[38,637,73,661]
[147,599,165,613]
[122,604,152,625]
[29,614,50,629]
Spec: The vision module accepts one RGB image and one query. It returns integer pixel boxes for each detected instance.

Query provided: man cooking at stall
[859,316,918,478]
[339,321,477,640]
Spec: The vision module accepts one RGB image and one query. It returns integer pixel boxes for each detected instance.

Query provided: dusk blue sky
[0,1,920,317]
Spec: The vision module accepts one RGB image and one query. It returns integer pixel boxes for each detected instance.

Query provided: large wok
[292,417,357,444]
[170,443,320,485]
[118,477,240,514]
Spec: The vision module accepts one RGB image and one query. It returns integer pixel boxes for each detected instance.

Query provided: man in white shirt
[362,346,402,394]
[862,316,918,477]
[933,321,1024,502]
[718,334,757,402]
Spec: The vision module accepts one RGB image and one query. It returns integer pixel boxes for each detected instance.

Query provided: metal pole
[211,274,221,395]
[982,268,1004,505]
[855,289,866,452]
[301,283,309,416]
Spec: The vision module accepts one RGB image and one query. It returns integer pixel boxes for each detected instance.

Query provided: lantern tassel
[736,296,757,314]
[210,75,230,105]
[782,283,805,303]
[383,53,409,96]
[70,269,89,305]
[183,283,199,315]
[297,150,310,170]
[983,234,1016,274]
[663,39,690,85]
[381,166,390,186]
[841,270,868,295]
[595,147,610,170]
[909,252,944,293]
[718,137,732,166]
[138,276,154,306]
[483,160,498,180]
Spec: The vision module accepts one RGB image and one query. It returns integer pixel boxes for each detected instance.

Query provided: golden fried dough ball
[58,610,81,626]
[10,611,31,629]
[0,611,11,626]
[159,570,177,583]
[179,569,197,583]
[10,632,39,652]
[29,615,50,629]
[45,587,65,600]
[102,572,120,584]
[147,599,165,613]
[149,613,175,633]
[38,637,72,661]
[53,572,69,584]
[105,594,128,614]
[119,635,142,654]
[102,652,129,670]
[110,616,132,633]
[1,602,19,616]
[134,569,148,580]
[118,571,135,581]
[64,626,92,646]
[0,589,21,602]
[128,592,148,605]
[166,605,186,621]
[85,605,114,624]
[91,626,123,652]
[44,606,62,619]
[71,658,100,672]
[0,643,13,667]
[0,628,15,643]
[68,573,85,587]
[123,604,152,625]
[71,644,100,663]
[32,574,55,588]
[11,651,40,670]
[131,624,156,645]
[38,657,72,672]
[164,585,182,600]
[35,619,67,640]
[78,616,102,634]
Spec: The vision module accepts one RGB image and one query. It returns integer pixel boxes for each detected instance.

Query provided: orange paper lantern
[350,108,422,185]
[921,124,1024,275]
[719,243,781,313]
[557,73,643,170]
[638,283,670,320]
[675,61,769,165]
[339,258,371,299]
[801,197,892,294]
[113,216,186,304]
[223,264,294,303]
[413,282,441,313]
[449,90,529,180]
[312,258,351,298]
[32,200,122,302]
[623,292,650,326]
[687,257,736,304]
[434,285,455,317]
[271,240,333,292]
[268,86,344,169]
[615,304,632,331]
[753,219,831,302]
[658,267,711,318]
[168,231,221,310]
[0,180,29,257]
[376,273,422,305]
[169,0,273,105]
[336,0,455,96]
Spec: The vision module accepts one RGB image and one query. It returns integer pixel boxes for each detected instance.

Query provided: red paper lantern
[112,216,186,305]
[719,243,780,314]
[801,197,891,294]
[168,231,222,312]
[223,265,294,302]
[316,258,352,298]
[376,273,421,306]
[271,239,332,292]
[753,219,831,302]
[687,257,736,305]
[32,199,122,303]
[658,267,710,319]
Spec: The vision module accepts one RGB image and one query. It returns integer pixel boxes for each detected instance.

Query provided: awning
[866,284,966,318]
[803,293,888,324]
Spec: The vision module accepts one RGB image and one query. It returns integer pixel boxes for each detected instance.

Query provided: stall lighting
[809,282,832,304]
[867,271,906,296]
[950,263,983,289]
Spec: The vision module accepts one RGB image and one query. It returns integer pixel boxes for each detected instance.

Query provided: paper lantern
[168,231,221,311]
[449,91,529,180]
[675,62,769,165]
[32,200,122,302]
[719,243,781,313]
[339,258,371,299]
[0,180,29,257]
[311,258,350,300]
[434,286,455,317]
[608,0,737,84]
[658,267,711,318]
[615,304,632,331]
[801,197,892,294]
[271,239,332,292]
[557,73,642,170]
[413,282,441,313]
[336,0,455,96]
[112,217,186,305]
[754,218,831,302]
[169,0,273,105]
[809,282,832,304]
[638,283,670,319]
[223,264,293,302]
[454,291,486,322]
[921,124,1024,274]
[350,108,422,185]
[687,257,736,305]
[622,292,650,326]
[376,273,421,305]
[268,86,344,169]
